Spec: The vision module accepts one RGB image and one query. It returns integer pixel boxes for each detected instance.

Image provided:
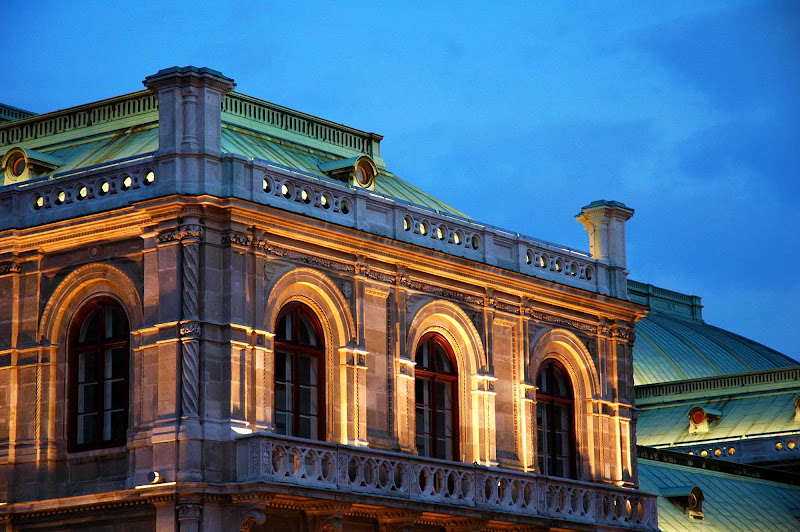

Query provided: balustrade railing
[236,433,657,530]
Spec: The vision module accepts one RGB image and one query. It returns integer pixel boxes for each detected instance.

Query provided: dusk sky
[4,1,798,360]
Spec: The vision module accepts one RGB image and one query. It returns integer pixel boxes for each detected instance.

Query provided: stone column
[178,221,203,482]
[394,357,416,453]
[179,220,203,419]
[471,373,498,466]
[338,342,369,446]
[575,200,634,299]
[520,383,537,472]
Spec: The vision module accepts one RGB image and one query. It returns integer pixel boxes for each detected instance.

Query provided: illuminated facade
[3,65,797,531]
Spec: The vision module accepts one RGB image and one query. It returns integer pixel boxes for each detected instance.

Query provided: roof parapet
[0,104,37,124]
[628,280,703,321]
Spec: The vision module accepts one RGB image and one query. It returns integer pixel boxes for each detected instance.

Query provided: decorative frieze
[524,306,596,332]
[401,277,484,305]
[222,231,252,246]
[258,242,355,274]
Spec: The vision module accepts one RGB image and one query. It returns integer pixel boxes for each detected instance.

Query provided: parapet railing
[0,91,158,148]
[636,367,800,400]
[0,151,611,296]
[222,92,381,156]
[241,155,604,295]
[236,433,658,529]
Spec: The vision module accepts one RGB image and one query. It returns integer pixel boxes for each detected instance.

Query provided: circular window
[144,171,155,185]
[691,409,706,425]
[10,154,26,177]
[353,158,375,188]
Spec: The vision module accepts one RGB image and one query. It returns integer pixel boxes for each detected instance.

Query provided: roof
[635,367,800,458]
[629,281,798,385]
[638,455,800,532]
[0,89,466,218]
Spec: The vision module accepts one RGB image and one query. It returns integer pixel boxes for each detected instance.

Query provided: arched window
[68,298,130,451]
[274,302,325,440]
[536,359,576,478]
[415,333,458,460]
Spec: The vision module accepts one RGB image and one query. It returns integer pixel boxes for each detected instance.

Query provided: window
[68,298,130,451]
[415,333,458,460]
[274,303,325,440]
[536,359,576,478]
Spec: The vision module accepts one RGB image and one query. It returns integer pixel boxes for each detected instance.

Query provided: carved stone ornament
[180,321,201,337]
[336,279,354,302]
[355,255,369,275]
[366,268,395,283]
[524,306,595,332]
[239,510,266,532]
[157,224,204,243]
[222,231,252,246]
[402,278,483,305]
[0,262,21,275]
[259,243,355,274]
[176,503,202,520]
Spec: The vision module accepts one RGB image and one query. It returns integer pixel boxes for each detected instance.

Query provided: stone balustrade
[236,433,657,530]
[0,149,615,296]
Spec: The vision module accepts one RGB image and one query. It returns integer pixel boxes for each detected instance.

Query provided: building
[0,66,797,531]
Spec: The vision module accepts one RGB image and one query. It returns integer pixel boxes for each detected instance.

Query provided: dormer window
[688,406,721,434]
[2,146,62,183]
[662,486,704,521]
[318,155,377,190]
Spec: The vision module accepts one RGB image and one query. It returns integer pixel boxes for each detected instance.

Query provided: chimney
[576,200,634,299]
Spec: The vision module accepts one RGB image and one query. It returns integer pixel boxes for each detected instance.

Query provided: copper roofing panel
[221,125,467,218]
[639,459,800,531]
[636,387,800,447]
[633,312,797,385]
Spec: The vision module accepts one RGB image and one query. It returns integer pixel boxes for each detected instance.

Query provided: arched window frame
[273,302,326,440]
[67,297,130,452]
[536,358,577,478]
[414,332,459,460]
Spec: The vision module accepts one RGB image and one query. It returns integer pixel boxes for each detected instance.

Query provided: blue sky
[3,1,798,359]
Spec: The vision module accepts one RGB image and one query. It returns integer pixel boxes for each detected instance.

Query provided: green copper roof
[639,458,800,531]
[220,123,467,217]
[633,312,797,385]
[635,368,800,449]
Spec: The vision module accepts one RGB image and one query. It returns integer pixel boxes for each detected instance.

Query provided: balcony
[236,433,657,530]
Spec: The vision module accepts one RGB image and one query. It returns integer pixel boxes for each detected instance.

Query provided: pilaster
[338,342,369,446]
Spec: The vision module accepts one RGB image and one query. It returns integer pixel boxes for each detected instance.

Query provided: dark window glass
[415,333,458,460]
[274,303,324,440]
[536,359,576,478]
[69,298,129,451]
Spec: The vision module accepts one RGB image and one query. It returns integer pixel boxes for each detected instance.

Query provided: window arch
[536,359,576,478]
[68,298,130,451]
[274,302,325,440]
[415,332,459,460]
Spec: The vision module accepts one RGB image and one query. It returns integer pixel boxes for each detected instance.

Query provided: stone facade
[0,67,654,530]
